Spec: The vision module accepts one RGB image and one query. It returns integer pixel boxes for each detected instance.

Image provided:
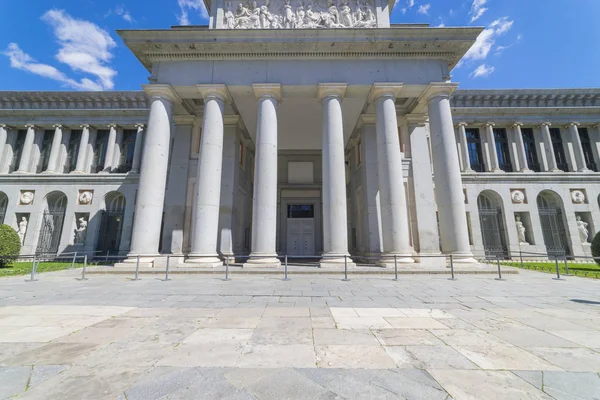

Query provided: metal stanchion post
[223,256,231,281]
[283,255,290,281]
[449,254,456,281]
[393,255,398,281]
[80,255,88,280]
[519,250,524,269]
[26,256,38,282]
[342,255,350,281]
[553,256,563,280]
[133,255,140,281]
[563,255,572,276]
[70,252,77,269]
[163,255,171,281]
[495,256,505,281]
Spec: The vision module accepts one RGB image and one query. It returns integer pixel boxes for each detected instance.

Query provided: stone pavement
[0,269,599,399]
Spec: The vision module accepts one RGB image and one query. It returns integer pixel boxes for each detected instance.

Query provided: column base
[377,254,415,268]
[70,170,86,174]
[42,170,59,174]
[519,168,532,173]
[319,254,354,268]
[13,170,29,175]
[244,255,281,268]
[185,255,223,268]
[448,252,478,264]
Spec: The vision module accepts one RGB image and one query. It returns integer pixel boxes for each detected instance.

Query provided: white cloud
[177,0,209,25]
[463,17,514,62]
[115,5,134,23]
[418,4,431,15]
[2,10,117,91]
[3,43,104,90]
[470,64,495,78]
[470,0,488,23]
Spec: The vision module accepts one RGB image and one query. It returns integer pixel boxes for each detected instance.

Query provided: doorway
[477,192,509,259]
[97,192,126,255]
[36,192,67,256]
[286,205,315,256]
[537,191,571,257]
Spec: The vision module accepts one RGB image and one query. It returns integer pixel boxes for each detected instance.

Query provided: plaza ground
[0,269,599,399]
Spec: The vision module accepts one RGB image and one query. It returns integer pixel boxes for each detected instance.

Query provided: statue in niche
[17,216,28,245]
[576,215,589,244]
[515,215,528,245]
[74,217,88,244]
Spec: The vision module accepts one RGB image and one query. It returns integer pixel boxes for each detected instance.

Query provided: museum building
[1,0,600,267]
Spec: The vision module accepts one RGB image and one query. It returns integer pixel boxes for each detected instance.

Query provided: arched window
[477,191,508,259]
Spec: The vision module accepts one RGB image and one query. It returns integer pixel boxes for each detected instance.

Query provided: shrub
[592,231,600,267]
[0,224,21,267]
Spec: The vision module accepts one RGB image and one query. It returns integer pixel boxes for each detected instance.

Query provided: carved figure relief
[511,190,525,204]
[78,191,93,205]
[571,190,586,204]
[223,0,377,29]
[19,191,34,205]
[576,215,589,243]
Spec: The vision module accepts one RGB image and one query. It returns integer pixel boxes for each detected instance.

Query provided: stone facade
[0,5,598,266]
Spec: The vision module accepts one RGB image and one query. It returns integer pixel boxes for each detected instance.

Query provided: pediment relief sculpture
[224,0,377,30]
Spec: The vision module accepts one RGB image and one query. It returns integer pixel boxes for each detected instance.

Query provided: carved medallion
[19,191,34,205]
[78,191,94,205]
[510,190,526,204]
[571,190,586,204]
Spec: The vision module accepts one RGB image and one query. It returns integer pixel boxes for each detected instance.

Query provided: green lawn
[501,260,600,279]
[0,261,82,277]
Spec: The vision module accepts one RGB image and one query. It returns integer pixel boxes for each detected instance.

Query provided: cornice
[118,27,482,71]
[452,89,600,109]
[0,91,148,110]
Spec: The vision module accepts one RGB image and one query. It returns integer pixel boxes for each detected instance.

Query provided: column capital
[568,122,580,128]
[24,124,36,130]
[317,83,347,101]
[143,84,181,104]
[52,124,63,130]
[197,84,232,104]
[252,83,282,102]
[107,123,119,130]
[357,114,377,127]
[368,83,403,103]
[421,82,459,103]
[483,122,495,129]
[173,115,196,126]
[80,124,90,129]
[513,122,523,128]
[134,123,145,130]
[540,122,552,128]
[406,113,428,127]
[455,122,468,128]
[0,124,11,130]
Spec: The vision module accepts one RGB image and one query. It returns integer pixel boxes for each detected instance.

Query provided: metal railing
[5,249,600,283]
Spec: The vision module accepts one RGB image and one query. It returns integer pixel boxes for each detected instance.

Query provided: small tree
[0,224,21,267]
[592,231,600,267]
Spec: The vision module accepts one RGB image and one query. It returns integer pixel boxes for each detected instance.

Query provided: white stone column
[0,125,8,171]
[456,122,473,172]
[483,122,500,172]
[187,85,231,267]
[540,122,559,171]
[246,84,281,267]
[44,124,63,173]
[16,124,36,173]
[73,124,90,173]
[370,84,413,265]
[512,123,530,172]
[426,83,475,263]
[126,85,177,263]
[318,83,351,266]
[568,122,589,172]
[131,124,144,173]
[103,124,117,172]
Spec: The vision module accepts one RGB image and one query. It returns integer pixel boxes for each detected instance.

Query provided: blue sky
[1,0,599,91]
